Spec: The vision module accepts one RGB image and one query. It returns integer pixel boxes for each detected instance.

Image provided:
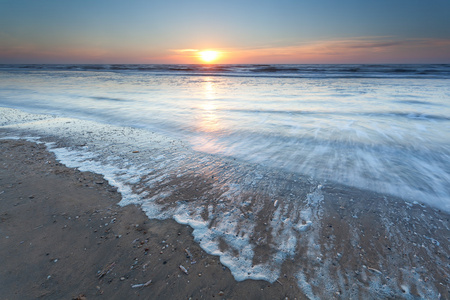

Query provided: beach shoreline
[0,139,301,299]
[0,131,448,299]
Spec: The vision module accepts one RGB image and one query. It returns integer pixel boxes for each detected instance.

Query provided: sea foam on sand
[1,107,448,298]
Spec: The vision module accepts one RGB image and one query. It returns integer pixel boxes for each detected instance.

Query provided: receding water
[1,64,449,298]
[1,65,449,211]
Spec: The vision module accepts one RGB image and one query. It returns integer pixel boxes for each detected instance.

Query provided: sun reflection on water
[192,77,225,153]
[198,77,220,133]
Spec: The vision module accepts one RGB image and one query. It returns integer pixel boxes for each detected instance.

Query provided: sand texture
[0,139,301,299]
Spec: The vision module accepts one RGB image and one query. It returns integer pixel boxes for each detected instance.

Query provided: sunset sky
[1,0,450,64]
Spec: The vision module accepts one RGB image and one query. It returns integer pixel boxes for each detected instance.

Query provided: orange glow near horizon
[166,37,450,65]
[199,50,220,63]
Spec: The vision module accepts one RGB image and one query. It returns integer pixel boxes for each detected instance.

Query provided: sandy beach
[0,113,450,299]
[1,137,449,299]
[0,139,301,299]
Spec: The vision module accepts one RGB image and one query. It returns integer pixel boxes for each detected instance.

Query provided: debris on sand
[97,262,116,279]
[131,279,152,288]
[184,248,197,264]
[179,264,189,275]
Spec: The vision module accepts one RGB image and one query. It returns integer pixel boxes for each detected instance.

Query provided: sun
[199,50,219,63]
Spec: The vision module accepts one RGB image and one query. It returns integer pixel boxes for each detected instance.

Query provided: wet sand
[1,138,449,299]
[0,139,299,299]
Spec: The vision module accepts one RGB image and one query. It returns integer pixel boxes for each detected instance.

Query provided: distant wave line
[1,64,450,79]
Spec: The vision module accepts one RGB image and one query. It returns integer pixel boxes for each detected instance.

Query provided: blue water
[2,63,450,78]
[1,64,449,211]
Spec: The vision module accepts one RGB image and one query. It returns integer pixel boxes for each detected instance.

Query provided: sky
[1,0,450,64]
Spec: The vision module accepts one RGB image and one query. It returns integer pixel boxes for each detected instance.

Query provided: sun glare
[199,51,219,63]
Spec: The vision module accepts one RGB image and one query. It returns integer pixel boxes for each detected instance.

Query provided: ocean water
[1,64,449,298]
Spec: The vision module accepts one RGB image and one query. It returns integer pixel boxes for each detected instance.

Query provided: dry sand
[0,139,300,299]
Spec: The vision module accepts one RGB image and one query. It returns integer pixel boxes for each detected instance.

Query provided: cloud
[170,49,199,53]
[216,37,450,63]
[2,34,449,64]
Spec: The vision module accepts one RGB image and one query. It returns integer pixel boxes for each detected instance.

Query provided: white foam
[0,111,296,284]
[1,107,447,298]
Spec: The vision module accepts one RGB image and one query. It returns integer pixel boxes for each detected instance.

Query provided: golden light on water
[199,77,219,132]
[190,77,225,154]
[199,50,219,63]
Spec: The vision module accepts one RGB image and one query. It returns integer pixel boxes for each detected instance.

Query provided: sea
[1,64,449,298]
